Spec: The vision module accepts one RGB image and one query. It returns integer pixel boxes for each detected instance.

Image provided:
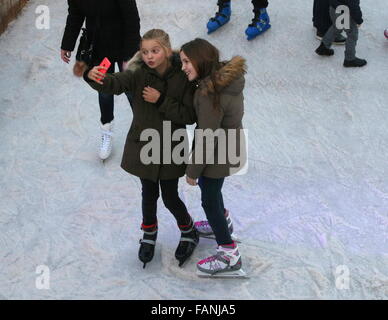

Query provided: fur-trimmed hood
[198,56,246,96]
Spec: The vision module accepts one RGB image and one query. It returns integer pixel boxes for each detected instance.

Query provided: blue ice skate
[207,1,231,34]
[245,8,271,40]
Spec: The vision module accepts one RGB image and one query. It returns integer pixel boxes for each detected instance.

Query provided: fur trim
[124,51,142,71]
[200,56,247,95]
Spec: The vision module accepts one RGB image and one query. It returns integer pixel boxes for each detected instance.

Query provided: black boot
[315,42,334,56]
[138,223,157,269]
[343,57,367,68]
[175,221,199,267]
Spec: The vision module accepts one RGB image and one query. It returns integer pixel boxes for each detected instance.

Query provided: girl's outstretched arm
[83,66,137,96]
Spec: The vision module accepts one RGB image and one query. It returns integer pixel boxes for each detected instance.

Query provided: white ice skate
[196,243,248,279]
[99,121,113,161]
[194,210,241,243]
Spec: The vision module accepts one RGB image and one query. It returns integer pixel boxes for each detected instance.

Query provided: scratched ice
[0,0,387,299]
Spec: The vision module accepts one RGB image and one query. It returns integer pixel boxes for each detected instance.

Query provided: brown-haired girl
[84,29,198,269]
[180,38,247,276]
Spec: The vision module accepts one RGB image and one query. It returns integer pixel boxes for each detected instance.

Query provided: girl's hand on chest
[142,86,161,103]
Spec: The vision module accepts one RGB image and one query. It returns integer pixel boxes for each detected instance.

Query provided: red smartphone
[97,57,111,81]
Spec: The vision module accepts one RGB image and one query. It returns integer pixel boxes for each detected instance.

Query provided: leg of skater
[138,178,160,268]
[196,177,242,275]
[315,7,342,56]
[342,16,366,67]
[313,0,346,44]
[98,63,115,161]
[195,177,234,237]
[245,0,271,40]
[207,0,232,34]
[160,179,199,267]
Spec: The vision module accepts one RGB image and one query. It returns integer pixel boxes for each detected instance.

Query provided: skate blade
[178,258,188,268]
[199,234,241,243]
[196,268,249,279]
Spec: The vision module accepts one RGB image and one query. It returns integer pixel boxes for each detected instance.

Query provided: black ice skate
[138,223,158,268]
[175,221,199,267]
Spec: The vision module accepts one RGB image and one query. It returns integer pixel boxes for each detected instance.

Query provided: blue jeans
[198,176,232,245]
[99,61,132,124]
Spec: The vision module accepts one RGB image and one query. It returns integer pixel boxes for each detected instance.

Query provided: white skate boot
[194,209,240,243]
[196,242,248,278]
[99,121,113,160]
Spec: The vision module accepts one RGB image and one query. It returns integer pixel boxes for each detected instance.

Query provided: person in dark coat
[315,0,367,67]
[84,29,200,269]
[313,0,346,44]
[60,0,141,160]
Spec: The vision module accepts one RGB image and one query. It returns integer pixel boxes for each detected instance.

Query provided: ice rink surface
[0,0,387,299]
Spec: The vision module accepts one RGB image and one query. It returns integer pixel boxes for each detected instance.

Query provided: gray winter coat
[186,56,248,179]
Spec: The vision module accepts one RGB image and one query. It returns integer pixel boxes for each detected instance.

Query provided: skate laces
[200,243,236,264]
[198,250,232,273]
[100,131,112,149]
[195,221,209,227]
[195,210,232,229]
[249,9,267,27]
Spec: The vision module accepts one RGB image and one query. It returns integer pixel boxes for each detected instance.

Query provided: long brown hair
[180,38,222,111]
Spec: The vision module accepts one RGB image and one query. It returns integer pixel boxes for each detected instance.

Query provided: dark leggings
[198,176,233,246]
[99,61,132,125]
[251,0,268,9]
[140,178,192,226]
[219,0,268,9]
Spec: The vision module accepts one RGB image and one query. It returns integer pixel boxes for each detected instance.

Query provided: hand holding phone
[97,57,111,81]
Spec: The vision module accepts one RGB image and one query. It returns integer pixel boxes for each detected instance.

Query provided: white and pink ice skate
[194,209,241,243]
[196,242,248,278]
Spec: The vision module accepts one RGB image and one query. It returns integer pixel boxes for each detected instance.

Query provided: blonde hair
[141,29,172,54]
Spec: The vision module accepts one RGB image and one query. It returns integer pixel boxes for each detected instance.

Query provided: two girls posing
[85,29,247,276]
